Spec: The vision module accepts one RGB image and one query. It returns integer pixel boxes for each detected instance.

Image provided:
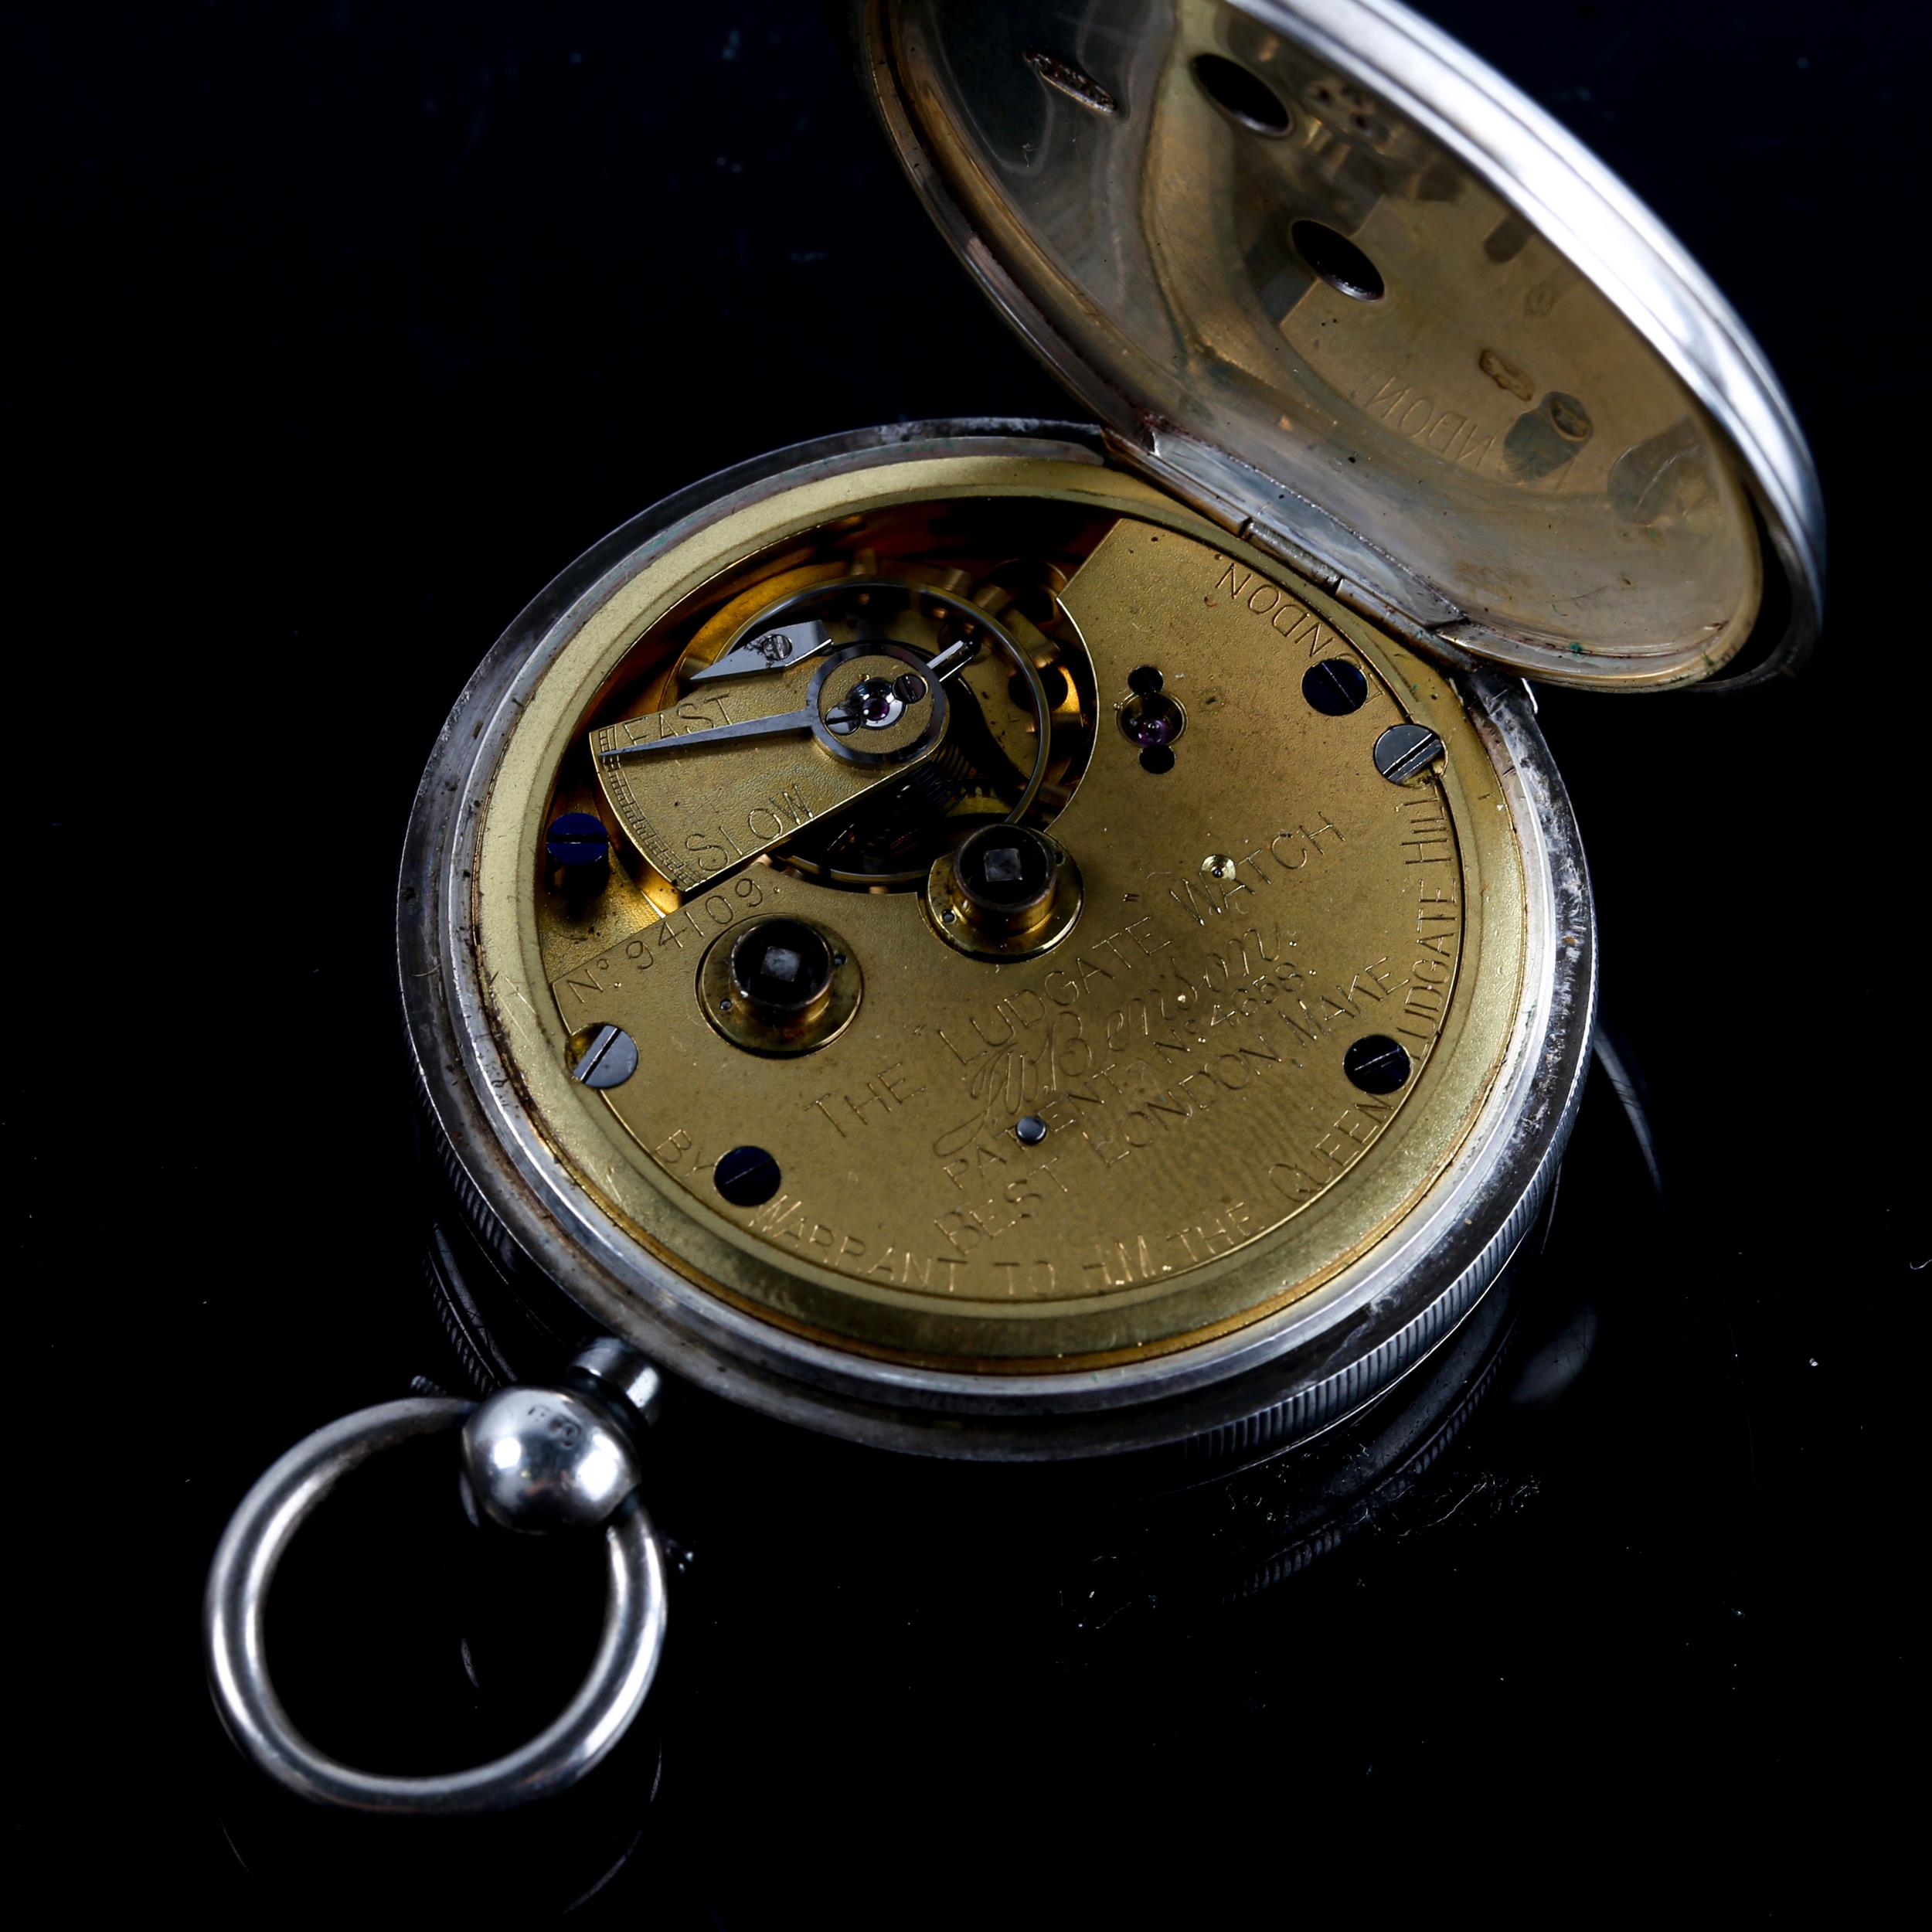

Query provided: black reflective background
[9,2,1913,1920]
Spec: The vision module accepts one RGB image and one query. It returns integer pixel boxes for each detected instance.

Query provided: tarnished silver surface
[204,1396,667,1812]
[855,0,1824,689]
[462,1384,642,1533]
[396,419,1595,1461]
[572,1338,668,1424]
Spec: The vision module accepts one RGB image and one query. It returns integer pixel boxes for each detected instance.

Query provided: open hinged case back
[855,0,1822,690]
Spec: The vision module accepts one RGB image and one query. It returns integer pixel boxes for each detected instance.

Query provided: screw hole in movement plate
[1291,219,1384,301]
[715,1145,782,1207]
[1302,659,1369,716]
[1344,1035,1412,1094]
[1192,53,1291,134]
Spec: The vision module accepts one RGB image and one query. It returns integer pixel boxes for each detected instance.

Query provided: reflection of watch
[206,0,1822,1816]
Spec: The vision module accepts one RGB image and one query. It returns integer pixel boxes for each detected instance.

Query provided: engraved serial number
[554,872,766,1008]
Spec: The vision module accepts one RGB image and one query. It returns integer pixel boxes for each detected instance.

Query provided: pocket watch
[206,0,1821,1815]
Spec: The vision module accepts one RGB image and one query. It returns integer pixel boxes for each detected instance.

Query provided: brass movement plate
[471,454,1525,1372]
